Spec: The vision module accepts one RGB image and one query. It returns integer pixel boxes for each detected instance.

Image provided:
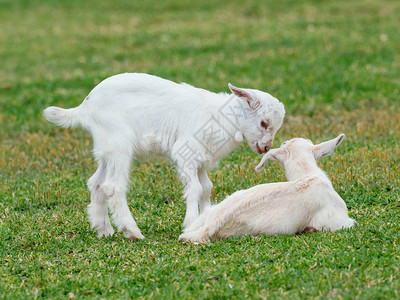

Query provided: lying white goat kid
[179,134,355,243]
[43,73,285,240]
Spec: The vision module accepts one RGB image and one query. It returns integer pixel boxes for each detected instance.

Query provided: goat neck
[283,152,329,182]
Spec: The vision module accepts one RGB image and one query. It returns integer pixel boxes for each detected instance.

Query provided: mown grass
[1,0,399,298]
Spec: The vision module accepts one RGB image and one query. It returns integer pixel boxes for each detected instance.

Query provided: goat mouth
[255,143,263,154]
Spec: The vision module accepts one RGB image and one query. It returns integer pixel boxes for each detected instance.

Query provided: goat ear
[228,83,260,109]
[255,149,278,172]
[313,134,345,161]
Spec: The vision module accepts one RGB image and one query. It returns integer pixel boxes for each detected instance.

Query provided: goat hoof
[97,229,115,238]
[95,225,115,238]
[122,227,145,240]
[128,234,145,241]
[302,227,318,233]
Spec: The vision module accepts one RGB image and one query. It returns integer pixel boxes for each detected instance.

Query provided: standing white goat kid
[179,134,355,243]
[43,73,285,240]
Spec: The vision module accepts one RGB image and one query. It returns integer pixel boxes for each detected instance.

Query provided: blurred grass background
[1,0,399,298]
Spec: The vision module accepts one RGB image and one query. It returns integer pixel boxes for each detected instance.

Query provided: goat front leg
[182,179,203,228]
[173,141,205,228]
[180,169,203,229]
[198,168,213,214]
[179,210,212,243]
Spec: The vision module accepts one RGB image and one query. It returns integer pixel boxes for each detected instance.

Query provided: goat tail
[43,105,85,129]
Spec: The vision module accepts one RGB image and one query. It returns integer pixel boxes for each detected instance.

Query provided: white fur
[179,134,355,244]
[43,73,285,239]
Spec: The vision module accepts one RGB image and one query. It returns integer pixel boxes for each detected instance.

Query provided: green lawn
[1,0,399,298]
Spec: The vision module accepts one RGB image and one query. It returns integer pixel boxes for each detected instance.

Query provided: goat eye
[261,121,268,129]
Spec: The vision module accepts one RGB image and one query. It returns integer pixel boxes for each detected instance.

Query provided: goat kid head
[255,134,345,177]
[229,84,285,154]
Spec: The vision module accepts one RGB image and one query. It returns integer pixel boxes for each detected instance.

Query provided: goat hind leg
[87,160,114,237]
[102,154,144,240]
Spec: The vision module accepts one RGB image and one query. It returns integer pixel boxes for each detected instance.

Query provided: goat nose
[264,146,270,153]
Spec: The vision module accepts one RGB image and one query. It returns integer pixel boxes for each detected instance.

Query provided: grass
[1,0,400,298]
